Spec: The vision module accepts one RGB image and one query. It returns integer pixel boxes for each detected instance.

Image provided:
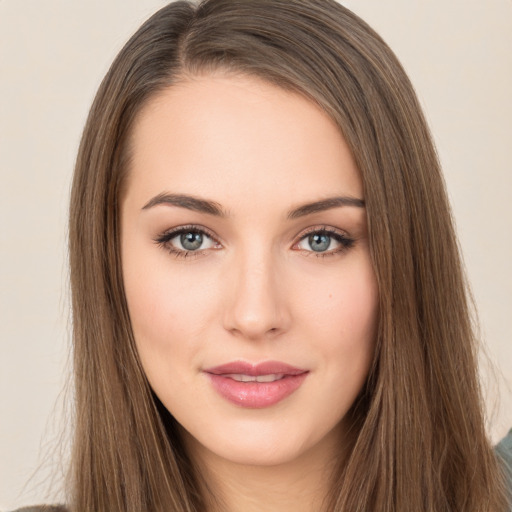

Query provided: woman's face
[121,74,378,467]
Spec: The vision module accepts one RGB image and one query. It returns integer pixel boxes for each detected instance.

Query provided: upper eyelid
[156,224,219,242]
[295,225,350,239]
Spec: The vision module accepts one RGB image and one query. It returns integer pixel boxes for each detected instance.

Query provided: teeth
[225,373,285,383]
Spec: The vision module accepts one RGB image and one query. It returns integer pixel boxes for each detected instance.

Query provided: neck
[183,426,346,512]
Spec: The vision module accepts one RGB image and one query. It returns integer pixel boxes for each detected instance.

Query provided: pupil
[309,233,330,252]
[181,232,203,251]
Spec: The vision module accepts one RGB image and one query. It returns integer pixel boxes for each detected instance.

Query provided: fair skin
[121,74,378,512]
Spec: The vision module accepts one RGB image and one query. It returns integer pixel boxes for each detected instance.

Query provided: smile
[204,361,309,408]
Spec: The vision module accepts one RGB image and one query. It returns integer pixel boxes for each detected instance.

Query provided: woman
[13,0,512,510]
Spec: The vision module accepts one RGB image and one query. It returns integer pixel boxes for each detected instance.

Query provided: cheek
[123,270,212,417]
[125,272,206,343]
[121,235,221,387]
[293,255,378,388]
[125,271,220,352]
[295,256,378,345]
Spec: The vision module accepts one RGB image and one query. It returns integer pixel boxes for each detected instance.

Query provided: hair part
[69,1,508,510]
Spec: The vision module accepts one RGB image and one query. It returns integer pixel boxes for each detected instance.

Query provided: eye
[155,225,221,258]
[178,231,209,251]
[295,228,354,256]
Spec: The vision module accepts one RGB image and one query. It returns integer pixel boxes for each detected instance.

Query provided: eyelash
[154,224,220,259]
[294,226,355,258]
[154,224,355,259]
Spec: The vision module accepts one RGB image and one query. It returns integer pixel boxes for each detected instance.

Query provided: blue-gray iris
[181,232,203,251]
[309,233,330,252]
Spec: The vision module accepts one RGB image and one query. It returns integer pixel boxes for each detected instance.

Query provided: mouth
[204,361,309,408]
[221,373,287,383]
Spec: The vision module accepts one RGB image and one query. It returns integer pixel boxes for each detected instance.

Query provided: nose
[223,249,291,340]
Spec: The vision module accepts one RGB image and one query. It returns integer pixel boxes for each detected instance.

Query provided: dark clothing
[497,427,512,510]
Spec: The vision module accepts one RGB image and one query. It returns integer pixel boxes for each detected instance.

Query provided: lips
[204,361,309,408]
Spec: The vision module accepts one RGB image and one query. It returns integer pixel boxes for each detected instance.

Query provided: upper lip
[204,361,308,376]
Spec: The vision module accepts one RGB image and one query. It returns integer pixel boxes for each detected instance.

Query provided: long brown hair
[68,1,508,510]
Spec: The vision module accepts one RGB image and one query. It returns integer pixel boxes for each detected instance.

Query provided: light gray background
[1,0,511,509]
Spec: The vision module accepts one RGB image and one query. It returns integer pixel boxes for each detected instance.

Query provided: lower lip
[206,373,308,408]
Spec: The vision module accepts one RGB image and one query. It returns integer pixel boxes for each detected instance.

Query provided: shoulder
[496,428,512,471]
[8,506,67,512]
[496,428,512,508]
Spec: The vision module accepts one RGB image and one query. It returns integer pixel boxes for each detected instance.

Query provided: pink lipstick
[204,361,308,408]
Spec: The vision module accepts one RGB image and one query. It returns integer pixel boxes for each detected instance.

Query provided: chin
[180,413,342,468]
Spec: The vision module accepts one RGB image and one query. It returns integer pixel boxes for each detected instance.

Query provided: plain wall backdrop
[1,0,511,509]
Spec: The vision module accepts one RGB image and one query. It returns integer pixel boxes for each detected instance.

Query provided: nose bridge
[224,242,289,339]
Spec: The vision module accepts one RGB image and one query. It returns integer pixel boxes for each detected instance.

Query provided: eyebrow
[287,196,365,219]
[141,192,365,218]
[142,193,226,216]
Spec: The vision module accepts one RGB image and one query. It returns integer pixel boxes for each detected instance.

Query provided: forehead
[125,74,363,211]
